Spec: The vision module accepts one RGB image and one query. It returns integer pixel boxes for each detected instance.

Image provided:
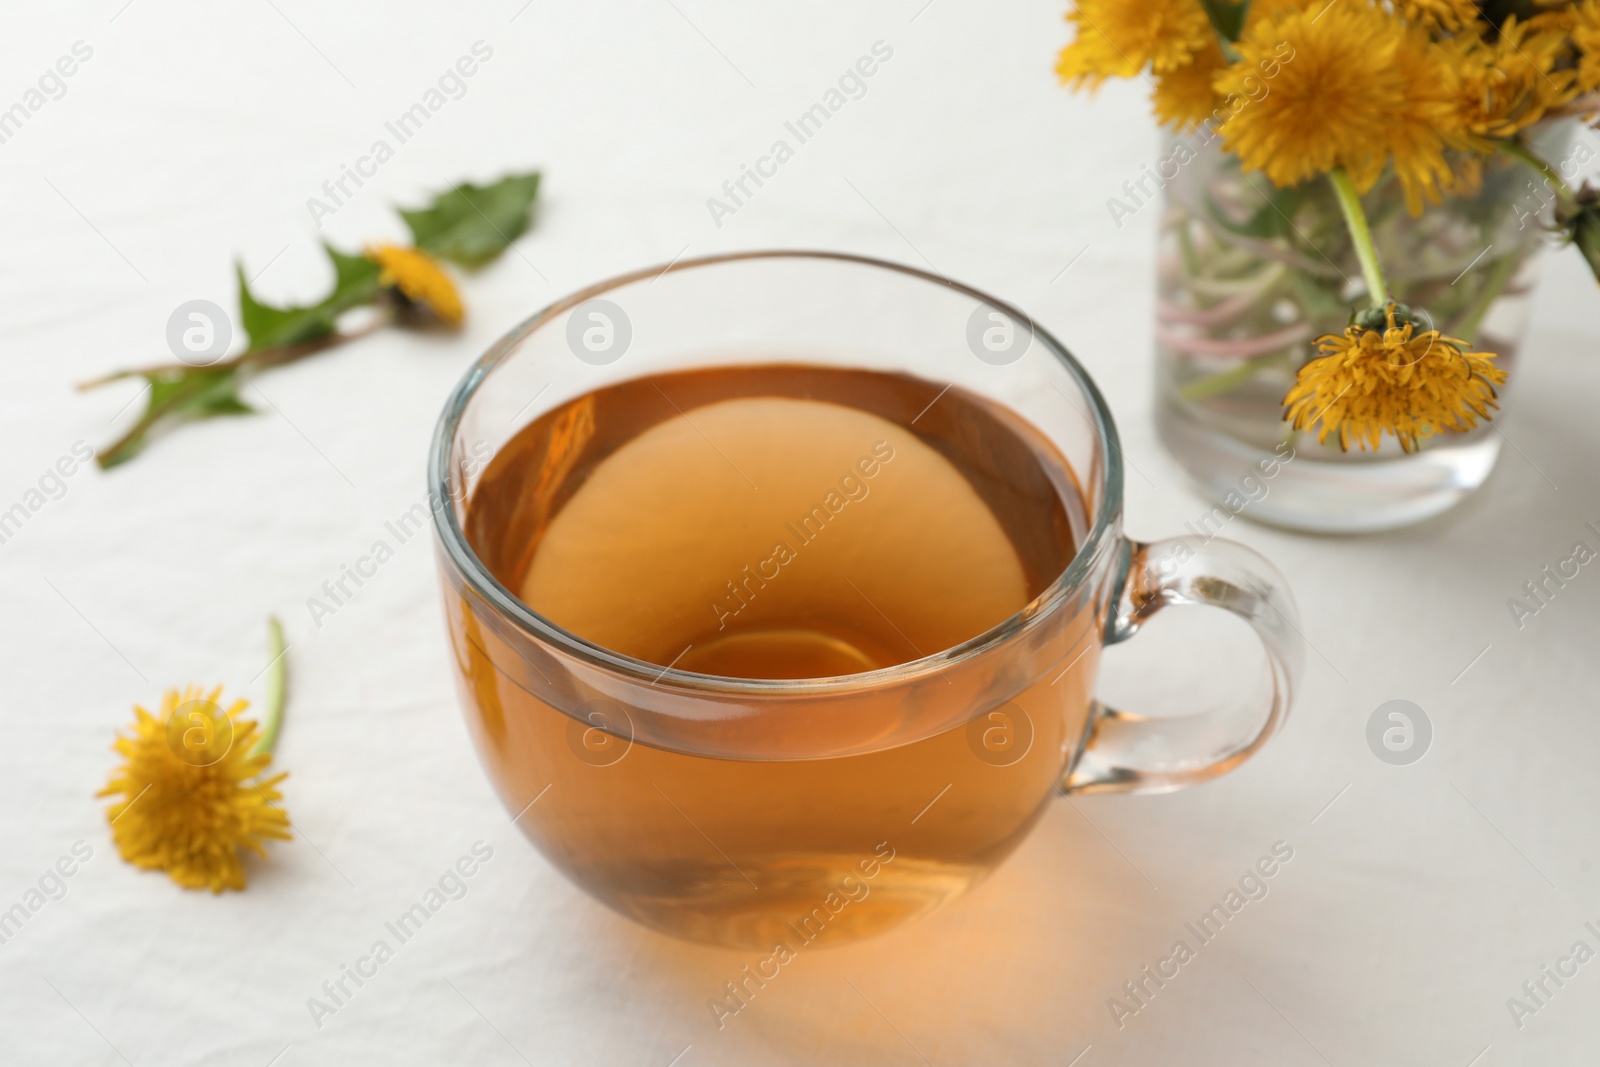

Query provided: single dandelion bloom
[99,685,290,893]
[1284,304,1508,453]
[1437,17,1577,147]
[367,244,465,326]
[1215,4,1406,189]
[1056,0,1213,88]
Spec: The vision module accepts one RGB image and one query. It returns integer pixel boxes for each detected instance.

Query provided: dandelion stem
[252,616,288,758]
[1328,167,1388,308]
[77,317,390,390]
[1499,138,1570,199]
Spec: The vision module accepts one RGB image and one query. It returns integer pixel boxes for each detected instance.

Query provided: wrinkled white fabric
[4,3,1600,1063]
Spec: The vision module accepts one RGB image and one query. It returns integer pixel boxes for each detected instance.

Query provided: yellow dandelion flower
[1056,0,1214,88]
[1572,0,1600,93]
[1348,26,1457,215]
[1216,3,1406,189]
[99,686,290,893]
[1437,17,1578,147]
[367,244,465,327]
[1153,39,1227,130]
[1396,0,1482,32]
[1284,304,1508,453]
[1151,0,1317,130]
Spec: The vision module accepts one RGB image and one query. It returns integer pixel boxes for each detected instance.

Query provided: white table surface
[6,3,1600,1064]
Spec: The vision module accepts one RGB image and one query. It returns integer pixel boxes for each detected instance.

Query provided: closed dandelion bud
[1556,184,1600,285]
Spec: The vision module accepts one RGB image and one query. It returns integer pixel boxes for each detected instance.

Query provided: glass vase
[1154,126,1570,533]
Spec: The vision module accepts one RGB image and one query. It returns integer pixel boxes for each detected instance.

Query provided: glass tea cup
[430,251,1302,949]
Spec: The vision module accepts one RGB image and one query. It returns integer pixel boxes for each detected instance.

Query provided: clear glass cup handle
[1062,536,1304,795]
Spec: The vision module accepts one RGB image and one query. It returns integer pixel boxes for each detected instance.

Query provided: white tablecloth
[5,3,1600,1063]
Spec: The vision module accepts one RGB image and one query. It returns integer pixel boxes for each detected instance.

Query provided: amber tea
[483,366,1080,676]
[451,364,1097,946]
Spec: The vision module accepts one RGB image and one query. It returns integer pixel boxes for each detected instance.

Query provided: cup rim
[429,249,1125,694]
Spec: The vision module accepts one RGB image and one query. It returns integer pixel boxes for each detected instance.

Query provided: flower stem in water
[1328,168,1388,307]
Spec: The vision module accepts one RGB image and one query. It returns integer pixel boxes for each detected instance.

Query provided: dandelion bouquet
[1059,0,1600,471]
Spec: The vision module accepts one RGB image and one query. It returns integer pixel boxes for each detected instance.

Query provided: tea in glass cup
[432,252,1302,948]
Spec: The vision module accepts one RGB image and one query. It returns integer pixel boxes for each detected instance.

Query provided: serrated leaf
[99,367,253,468]
[400,172,541,267]
[237,243,381,352]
